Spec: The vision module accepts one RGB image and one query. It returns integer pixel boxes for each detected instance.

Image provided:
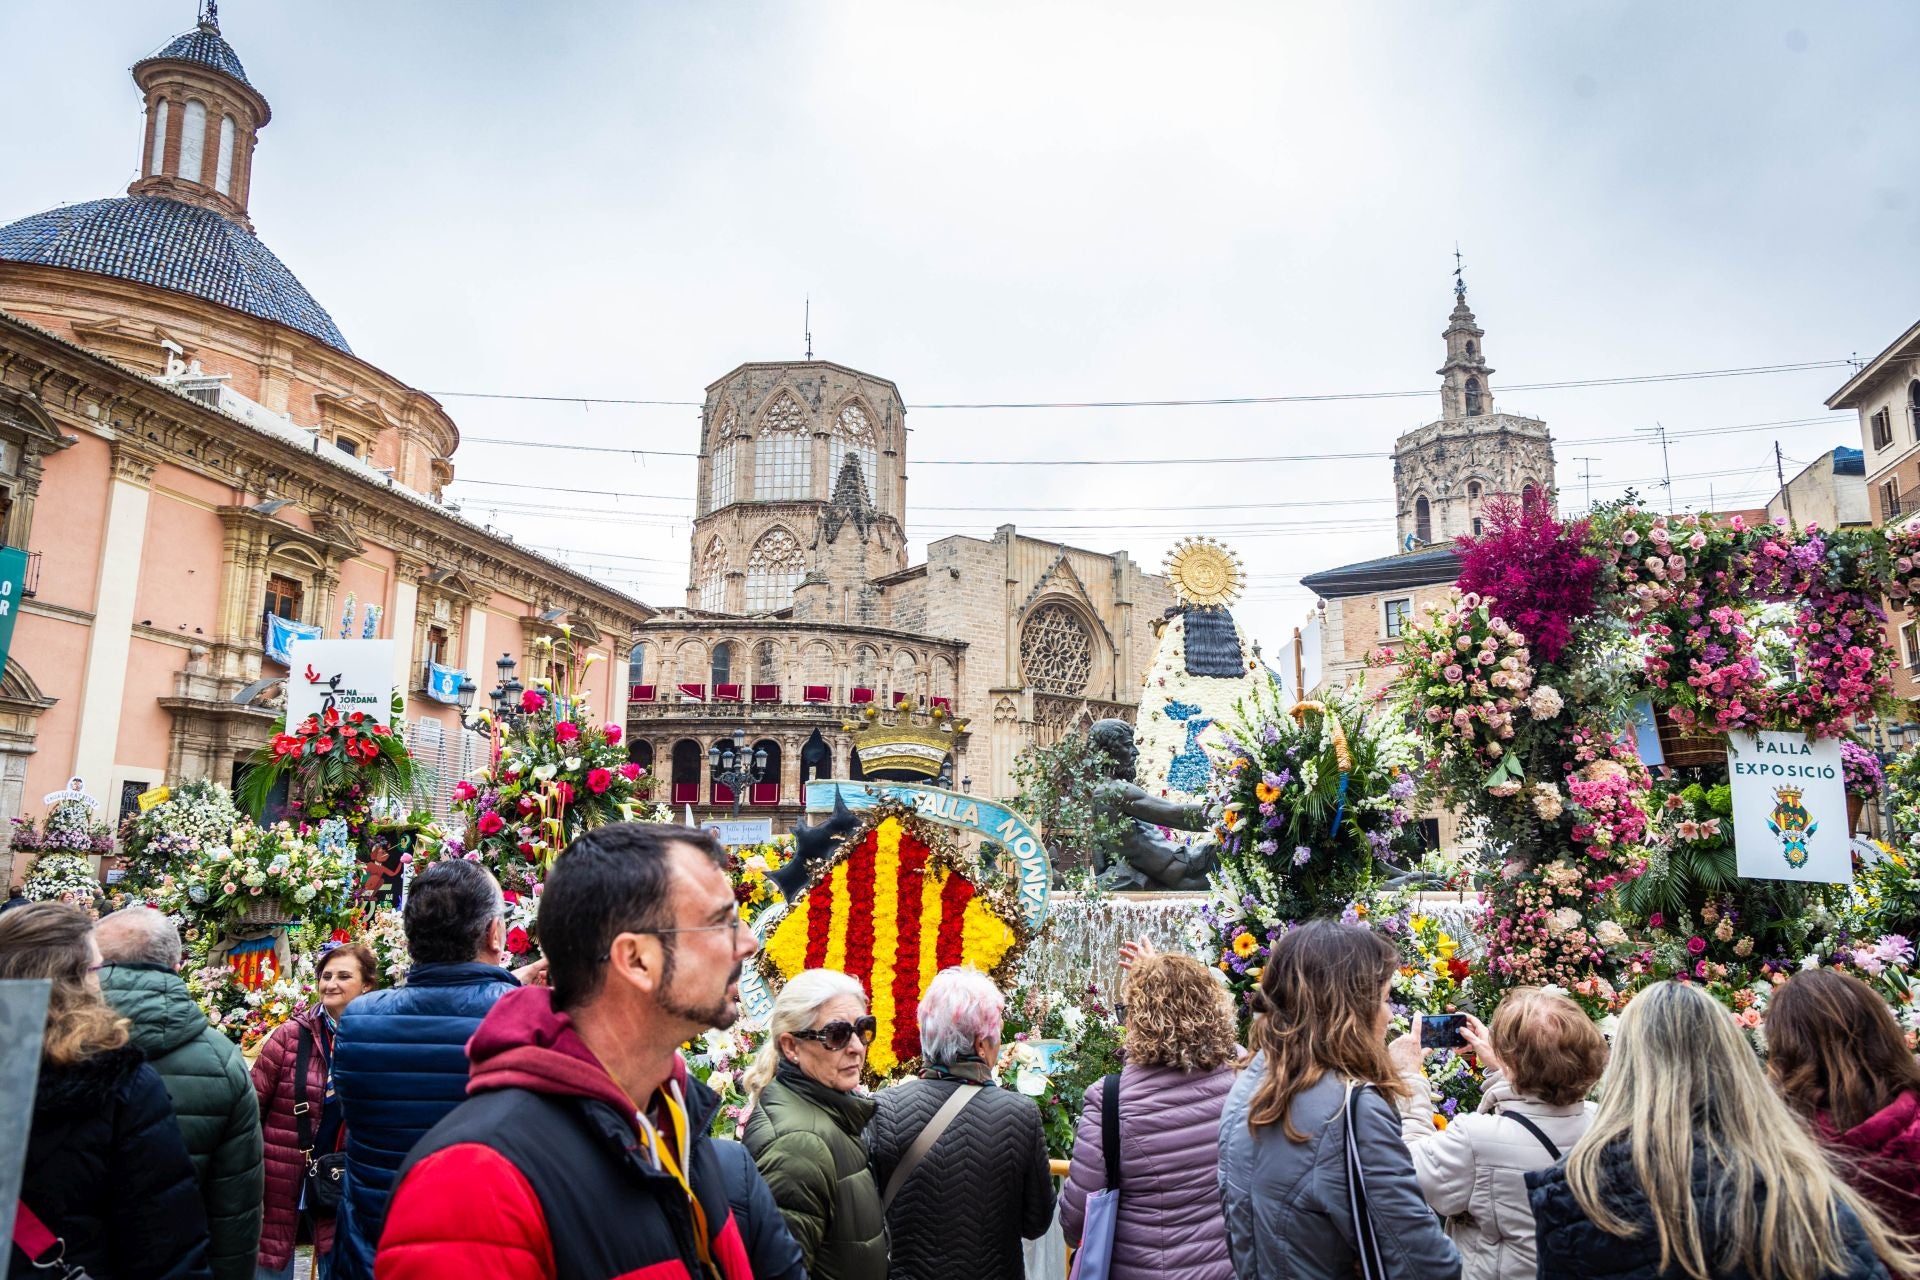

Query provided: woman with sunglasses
[742,969,888,1280]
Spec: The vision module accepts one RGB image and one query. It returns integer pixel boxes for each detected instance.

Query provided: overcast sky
[10,1,1920,648]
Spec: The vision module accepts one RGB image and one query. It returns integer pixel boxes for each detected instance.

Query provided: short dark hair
[403,860,502,964]
[542,823,724,1010]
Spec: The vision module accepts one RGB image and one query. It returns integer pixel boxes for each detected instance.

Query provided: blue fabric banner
[425,661,466,704]
[264,613,322,667]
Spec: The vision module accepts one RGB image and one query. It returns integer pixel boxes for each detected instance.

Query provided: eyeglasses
[791,1016,878,1051]
[596,915,752,962]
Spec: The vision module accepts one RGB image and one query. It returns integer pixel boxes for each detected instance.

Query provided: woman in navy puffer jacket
[1060,953,1237,1280]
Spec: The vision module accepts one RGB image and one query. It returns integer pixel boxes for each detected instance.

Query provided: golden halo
[1163,537,1245,607]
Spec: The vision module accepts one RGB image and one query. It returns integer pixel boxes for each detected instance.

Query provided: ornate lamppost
[708,728,768,821]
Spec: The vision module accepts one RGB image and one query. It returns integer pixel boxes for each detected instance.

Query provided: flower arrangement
[729,837,796,918]
[238,693,425,825]
[685,1026,760,1138]
[1842,740,1886,801]
[1001,981,1126,1160]
[187,952,315,1055]
[22,852,101,906]
[1199,679,1424,1005]
[117,780,240,889]
[759,803,1031,1081]
[12,804,115,856]
[151,820,355,929]
[1391,590,1541,795]
[1454,496,1602,666]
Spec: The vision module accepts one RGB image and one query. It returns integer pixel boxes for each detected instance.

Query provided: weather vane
[200,0,219,30]
[1453,242,1466,301]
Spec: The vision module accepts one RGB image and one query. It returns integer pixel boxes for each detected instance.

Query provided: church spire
[128,5,272,229]
[1437,256,1493,420]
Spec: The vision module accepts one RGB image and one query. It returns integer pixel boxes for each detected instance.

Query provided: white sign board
[1726,731,1851,884]
[286,639,397,727]
[703,818,775,848]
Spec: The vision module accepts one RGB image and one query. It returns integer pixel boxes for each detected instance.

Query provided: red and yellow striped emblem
[762,814,1018,1077]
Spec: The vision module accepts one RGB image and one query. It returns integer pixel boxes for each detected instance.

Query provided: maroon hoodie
[376,987,750,1280]
[1822,1088,1920,1244]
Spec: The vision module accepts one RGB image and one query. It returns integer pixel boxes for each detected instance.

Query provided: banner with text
[1727,731,1850,884]
[286,639,397,727]
[0,546,29,676]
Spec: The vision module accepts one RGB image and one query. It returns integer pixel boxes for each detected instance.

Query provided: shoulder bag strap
[1343,1081,1388,1280]
[14,1200,84,1279]
[1501,1109,1562,1162]
[293,1023,314,1158]
[881,1084,981,1213]
[1101,1073,1121,1192]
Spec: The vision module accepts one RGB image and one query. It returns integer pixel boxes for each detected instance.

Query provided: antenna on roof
[804,295,813,361]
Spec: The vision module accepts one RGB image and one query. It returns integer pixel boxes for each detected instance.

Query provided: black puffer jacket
[17,1044,212,1280]
[866,1074,1055,1280]
[1528,1141,1889,1280]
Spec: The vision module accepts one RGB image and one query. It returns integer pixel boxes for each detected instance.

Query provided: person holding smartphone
[1385,988,1605,1280]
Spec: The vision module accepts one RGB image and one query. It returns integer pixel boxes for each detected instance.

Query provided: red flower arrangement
[1455,496,1601,666]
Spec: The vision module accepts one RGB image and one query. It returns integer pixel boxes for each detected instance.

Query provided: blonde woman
[1060,952,1238,1280]
[742,969,887,1280]
[1529,980,1914,1280]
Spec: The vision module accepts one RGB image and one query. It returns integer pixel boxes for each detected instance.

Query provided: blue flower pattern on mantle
[1165,700,1215,794]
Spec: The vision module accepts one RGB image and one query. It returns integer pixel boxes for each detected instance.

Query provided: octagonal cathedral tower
[1392,276,1555,548]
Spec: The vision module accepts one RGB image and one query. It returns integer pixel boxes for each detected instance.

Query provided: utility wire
[428,359,1853,412]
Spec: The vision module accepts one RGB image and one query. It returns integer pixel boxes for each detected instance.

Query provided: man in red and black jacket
[376,824,765,1280]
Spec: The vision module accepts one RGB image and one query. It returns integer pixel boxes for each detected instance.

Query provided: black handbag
[295,1024,346,1217]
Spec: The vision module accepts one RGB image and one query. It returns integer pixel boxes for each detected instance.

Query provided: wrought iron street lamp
[489,653,523,728]
[708,727,769,820]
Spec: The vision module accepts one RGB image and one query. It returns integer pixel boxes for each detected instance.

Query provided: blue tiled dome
[140,25,251,86]
[0,196,351,353]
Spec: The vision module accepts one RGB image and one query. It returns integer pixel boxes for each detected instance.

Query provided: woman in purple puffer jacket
[1059,953,1238,1280]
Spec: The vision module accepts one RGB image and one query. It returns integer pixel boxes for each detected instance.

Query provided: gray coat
[1218,1055,1460,1280]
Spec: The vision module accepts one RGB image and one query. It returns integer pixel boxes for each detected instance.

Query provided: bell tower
[127,1,272,230]
[1391,263,1555,548]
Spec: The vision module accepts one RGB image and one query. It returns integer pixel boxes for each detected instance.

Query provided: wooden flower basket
[1656,708,1726,769]
[233,896,294,927]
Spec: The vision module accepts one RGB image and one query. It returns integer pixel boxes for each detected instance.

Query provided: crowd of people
[7,824,1920,1280]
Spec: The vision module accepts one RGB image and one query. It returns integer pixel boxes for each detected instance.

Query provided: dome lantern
[127,1,272,230]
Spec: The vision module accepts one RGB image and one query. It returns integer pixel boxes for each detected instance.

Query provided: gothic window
[1465,340,1477,357]
[711,642,733,687]
[1464,377,1482,417]
[1020,604,1094,695]
[745,528,805,612]
[1522,483,1541,510]
[710,439,736,510]
[698,539,727,612]
[1414,496,1432,543]
[829,404,878,501]
[755,640,780,686]
[180,100,207,184]
[215,115,236,194]
[1467,481,1481,500]
[755,394,811,500]
[148,99,169,175]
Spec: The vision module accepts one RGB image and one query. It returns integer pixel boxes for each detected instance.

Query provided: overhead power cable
[427,358,1853,412]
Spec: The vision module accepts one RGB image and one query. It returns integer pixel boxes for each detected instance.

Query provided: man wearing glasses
[375,824,778,1280]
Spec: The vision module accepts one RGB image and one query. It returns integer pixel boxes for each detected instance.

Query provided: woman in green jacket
[743,969,887,1280]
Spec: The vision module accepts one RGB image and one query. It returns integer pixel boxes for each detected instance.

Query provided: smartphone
[1419,1012,1467,1050]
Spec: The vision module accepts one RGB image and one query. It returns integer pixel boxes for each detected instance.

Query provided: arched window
[801,728,833,784]
[674,640,706,687]
[932,656,955,702]
[1464,377,1482,417]
[829,403,879,501]
[751,740,782,806]
[628,740,654,773]
[710,642,733,687]
[148,99,169,175]
[626,641,646,688]
[1414,495,1432,543]
[804,640,835,693]
[755,640,780,686]
[214,114,236,194]
[745,528,805,612]
[1465,340,1477,357]
[754,394,811,500]
[891,650,918,706]
[670,739,702,805]
[708,405,737,511]
[853,645,878,694]
[1522,483,1541,510]
[1467,481,1481,500]
[179,99,207,184]
[698,539,727,612]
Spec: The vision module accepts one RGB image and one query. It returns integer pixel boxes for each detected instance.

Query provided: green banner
[0,547,27,672]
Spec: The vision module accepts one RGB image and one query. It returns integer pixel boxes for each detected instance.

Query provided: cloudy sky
[10,1,1920,648]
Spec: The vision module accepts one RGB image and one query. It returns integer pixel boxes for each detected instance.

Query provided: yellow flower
[1433,1114,1449,1131]
[1255,781,1281,804]
[1435,934,1458,960]
[1233,932,1260,958]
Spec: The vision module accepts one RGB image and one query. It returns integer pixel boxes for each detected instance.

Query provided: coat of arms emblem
[1766,786,1818,869]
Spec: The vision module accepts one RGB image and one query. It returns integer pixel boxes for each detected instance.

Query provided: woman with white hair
[742,969,887,1280]
[866,966,1054,1280]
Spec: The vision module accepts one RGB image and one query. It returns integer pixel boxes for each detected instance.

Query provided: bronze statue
[1087,718,1219,891]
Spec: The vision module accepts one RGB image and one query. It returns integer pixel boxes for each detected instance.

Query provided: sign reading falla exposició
[1726,731,1850,884]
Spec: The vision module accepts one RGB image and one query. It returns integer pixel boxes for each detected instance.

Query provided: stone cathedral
[623,358,1173,831]
[1392,277,1556,546]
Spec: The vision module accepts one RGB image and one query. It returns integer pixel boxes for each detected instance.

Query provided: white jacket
[1395,1068,1594,1280]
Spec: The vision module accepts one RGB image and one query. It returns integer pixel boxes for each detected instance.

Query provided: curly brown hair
[1122,953,1238,1071]
[0,902,129,1066]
